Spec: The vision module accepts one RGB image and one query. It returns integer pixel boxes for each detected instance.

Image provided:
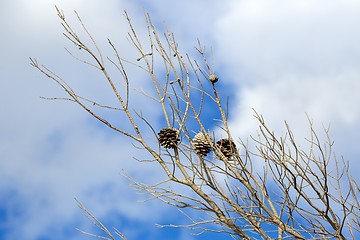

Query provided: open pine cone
[192,132,212,157]
[157,128,180,149]
[216,138,236,158]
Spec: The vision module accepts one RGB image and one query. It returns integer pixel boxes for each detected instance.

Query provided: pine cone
[209,74,219,83]
[192,132,212,157]
[157,128,180,149]
[216,138,236,158]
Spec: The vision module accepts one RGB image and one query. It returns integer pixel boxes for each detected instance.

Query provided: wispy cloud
[214,0,360,171]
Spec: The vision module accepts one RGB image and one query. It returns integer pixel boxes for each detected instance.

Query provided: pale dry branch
[32,6,359,240]
[75,198,124,240]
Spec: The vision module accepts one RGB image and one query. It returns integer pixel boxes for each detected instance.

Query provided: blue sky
[1,0,360,239]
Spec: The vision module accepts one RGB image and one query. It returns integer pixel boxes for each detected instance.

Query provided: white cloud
[216,0,360,79]
[0,0,173,239]
[213,0,360,171]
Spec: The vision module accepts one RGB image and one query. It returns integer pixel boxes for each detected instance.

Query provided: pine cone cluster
[192,132,212,157]
[157,128,180,149]
[216,138,236,158]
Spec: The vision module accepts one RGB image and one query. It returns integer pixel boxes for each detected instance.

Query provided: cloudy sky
[1,0,360,239]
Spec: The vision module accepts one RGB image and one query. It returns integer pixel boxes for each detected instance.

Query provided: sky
[1,0,360,239]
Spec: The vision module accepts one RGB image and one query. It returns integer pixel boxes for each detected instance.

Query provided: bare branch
[32,6,359,240]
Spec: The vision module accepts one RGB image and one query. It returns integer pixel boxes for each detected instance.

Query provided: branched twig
[32,6,359,240]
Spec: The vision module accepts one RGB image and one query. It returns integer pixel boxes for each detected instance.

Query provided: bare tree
[31,6,359,240]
